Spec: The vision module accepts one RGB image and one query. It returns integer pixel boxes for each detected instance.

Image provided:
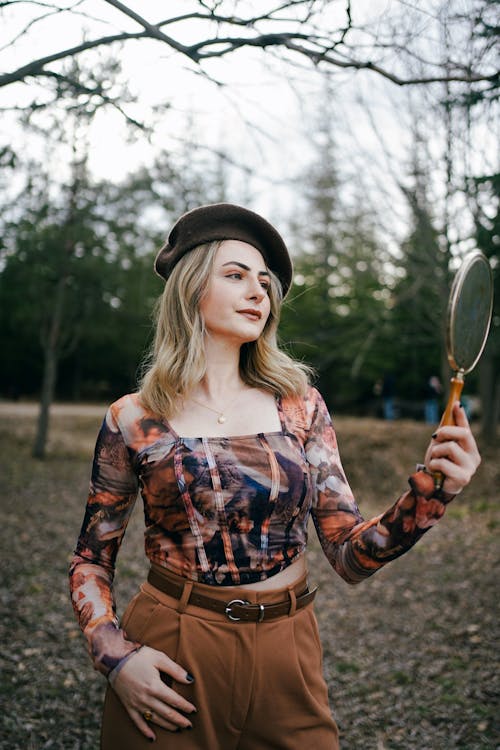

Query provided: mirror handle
[433,374,464,491]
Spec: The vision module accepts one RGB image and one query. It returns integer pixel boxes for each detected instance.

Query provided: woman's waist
[145,557,316,623]
[228,554,307,591]
[149,554,309,604]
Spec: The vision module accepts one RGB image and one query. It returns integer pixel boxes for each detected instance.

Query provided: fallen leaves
[1,409,498,749]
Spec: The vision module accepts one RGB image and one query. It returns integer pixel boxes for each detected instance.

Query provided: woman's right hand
[111,645,197,741]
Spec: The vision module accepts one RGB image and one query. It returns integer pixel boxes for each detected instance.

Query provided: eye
[260,280,270,291]
[225,271,243,280]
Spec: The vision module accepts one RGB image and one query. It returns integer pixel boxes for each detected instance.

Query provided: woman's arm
[305,391,480,584]
[69,403,142,675]
[69,400,197,740]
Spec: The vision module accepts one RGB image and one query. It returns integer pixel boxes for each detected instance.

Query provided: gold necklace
[190,398,228,424]
[190,391,245,424]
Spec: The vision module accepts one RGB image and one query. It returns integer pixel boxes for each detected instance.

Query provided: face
[199,240,271,345]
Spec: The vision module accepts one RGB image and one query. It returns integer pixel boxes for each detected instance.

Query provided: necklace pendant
[217,415,226,424]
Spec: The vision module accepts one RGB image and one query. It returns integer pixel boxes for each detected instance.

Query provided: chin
[240,325,265,342]
[207,322,265,344]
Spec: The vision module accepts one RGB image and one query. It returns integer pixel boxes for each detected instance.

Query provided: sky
[1,1,497,256]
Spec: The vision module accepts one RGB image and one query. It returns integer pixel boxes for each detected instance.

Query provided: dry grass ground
[0,404,498,750]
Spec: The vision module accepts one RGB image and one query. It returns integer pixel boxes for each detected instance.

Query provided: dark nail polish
[460,402,464,408]
[431,432,437,439]
[179,707,197,718]
[186,672,195,683]
[186,726,193,731]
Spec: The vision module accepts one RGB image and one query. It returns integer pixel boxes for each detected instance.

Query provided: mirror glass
[447,252,493,374]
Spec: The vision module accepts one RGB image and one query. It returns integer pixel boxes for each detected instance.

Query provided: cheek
[257,303,272,333]
[262,297,272,321]
[199,284,220,320]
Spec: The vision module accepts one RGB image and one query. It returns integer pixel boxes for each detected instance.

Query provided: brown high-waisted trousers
[101,565,339,750]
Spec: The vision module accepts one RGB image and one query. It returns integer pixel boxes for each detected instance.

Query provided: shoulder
[281,386,327,442]
[105,393,175,452]
[107,393,145,430]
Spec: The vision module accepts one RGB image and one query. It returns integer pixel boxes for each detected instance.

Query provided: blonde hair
[139,240,311,417]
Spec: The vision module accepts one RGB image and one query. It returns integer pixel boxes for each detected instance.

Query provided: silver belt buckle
[225,598,250,621]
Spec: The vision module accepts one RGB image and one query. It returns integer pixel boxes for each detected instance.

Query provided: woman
[69,203,480,749]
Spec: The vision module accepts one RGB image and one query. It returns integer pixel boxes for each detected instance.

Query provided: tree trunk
[32,275,66,458]
[479,343,498,443]
[32,343,58,458]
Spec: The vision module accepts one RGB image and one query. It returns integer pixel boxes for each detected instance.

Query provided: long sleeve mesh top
[69,386,453,676]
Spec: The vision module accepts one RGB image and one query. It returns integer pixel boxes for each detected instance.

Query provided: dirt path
[0,401,107,418]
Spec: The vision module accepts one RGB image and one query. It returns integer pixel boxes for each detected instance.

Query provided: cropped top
[69,386,453,676]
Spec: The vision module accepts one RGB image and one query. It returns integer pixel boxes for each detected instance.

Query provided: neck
[196,337,245,402]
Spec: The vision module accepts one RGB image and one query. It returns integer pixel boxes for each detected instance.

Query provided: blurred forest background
[0,0,498,459]
[1,5,499,748]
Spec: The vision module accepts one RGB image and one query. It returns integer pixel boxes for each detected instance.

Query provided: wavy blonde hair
[139,240,311,417]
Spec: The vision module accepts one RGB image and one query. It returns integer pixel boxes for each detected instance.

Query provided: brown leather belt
[147,568,317,623]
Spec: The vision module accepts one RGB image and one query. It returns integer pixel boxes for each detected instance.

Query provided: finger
[154,651,195,686]
[429,441,478,479]
[153,659,197,712]
[432,426,478,459]
[148,698,194,731]
[452,401,470,427]
[153,684,197,716]
[427,456,469,486]
[430,440,468,464]
[129,708,157,741]
[428,452,465,474]
[433,424,470,443]
[140,707,186,734]
[427,445,476,484]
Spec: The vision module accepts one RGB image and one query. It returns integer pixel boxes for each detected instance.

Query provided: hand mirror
[434,250,493,489]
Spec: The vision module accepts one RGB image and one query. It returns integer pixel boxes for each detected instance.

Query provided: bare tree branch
[38,69,147,128]
[0,0,497,99]
[103,0,197,57]
[0,2,85,53]
[0,32,146,87]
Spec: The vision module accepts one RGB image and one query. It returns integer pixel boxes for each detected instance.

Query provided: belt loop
[287,586,297,617]
[177,580,194,613]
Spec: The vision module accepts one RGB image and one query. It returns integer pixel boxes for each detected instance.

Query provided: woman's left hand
[424,402,481,495]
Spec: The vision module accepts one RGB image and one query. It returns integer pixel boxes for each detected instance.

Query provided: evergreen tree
[391,143,450,412]
[281,102,387,411]
[469,172,499,439]
[0,156,165,455]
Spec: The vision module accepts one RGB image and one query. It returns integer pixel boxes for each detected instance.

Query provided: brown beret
[154,203,293,296]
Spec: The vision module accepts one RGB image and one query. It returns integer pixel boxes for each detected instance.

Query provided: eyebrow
[221,261,270,277]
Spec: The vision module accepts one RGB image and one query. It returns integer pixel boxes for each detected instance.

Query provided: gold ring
[143,710,153,722]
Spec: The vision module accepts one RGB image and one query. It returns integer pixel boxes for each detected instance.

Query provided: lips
[237,308,262,321]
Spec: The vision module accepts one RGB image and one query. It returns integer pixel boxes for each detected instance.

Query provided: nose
[246,275,266,302]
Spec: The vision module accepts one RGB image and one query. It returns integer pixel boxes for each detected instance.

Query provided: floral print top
[69,386,453,676]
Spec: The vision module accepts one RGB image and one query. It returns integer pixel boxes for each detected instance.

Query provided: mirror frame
[446,251,493,375]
